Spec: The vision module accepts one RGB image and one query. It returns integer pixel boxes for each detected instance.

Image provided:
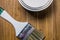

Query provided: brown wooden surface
[0,0,60,40]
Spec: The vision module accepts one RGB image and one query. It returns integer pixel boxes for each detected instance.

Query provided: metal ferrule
[18,23,35,40]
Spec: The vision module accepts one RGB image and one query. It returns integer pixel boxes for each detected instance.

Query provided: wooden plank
[0,0,59,40]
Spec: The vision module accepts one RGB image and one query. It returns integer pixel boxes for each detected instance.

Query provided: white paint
[18,0,53,11]
[0,10,28,36]
[22,0,49,7]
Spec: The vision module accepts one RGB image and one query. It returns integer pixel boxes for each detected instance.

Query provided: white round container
[18,0,53,12]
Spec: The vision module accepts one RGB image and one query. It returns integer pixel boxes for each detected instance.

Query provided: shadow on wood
[25,2,56,20]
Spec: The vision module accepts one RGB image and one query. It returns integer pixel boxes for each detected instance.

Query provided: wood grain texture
[0,0,59,40]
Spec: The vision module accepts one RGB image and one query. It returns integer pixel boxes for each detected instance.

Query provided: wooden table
[0,0,60,40]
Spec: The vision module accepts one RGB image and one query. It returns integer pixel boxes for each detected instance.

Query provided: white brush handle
[0,9,28,36]
[0,10,17,24]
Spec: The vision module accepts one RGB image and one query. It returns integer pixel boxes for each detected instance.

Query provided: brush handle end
[0,7,4,15]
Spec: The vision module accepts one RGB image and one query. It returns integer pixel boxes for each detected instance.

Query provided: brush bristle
[18,23,44,40]
[27,30,44,40]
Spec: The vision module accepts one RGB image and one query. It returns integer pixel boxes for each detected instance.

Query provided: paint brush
[0,7,44,40]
